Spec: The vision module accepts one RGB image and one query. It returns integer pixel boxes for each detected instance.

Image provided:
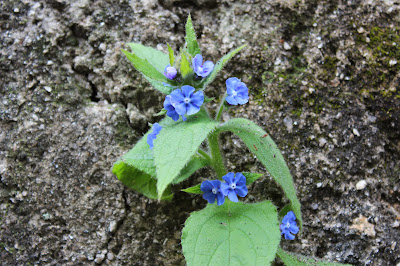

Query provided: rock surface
[1,0,399,265]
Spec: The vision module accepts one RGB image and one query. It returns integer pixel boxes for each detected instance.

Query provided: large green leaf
[217,118,303,231]
[153,109,218,198]
[172,155,210,184]
[127,43,169,73]
[113,117,209,199]
[277,248,352,266]
[200,44,247,89]
[182,201,281,266]
[185,14,201,57]
[112,160,172,200]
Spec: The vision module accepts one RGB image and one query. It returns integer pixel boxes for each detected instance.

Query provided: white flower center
[198,66,203,73]
[212,188,217,194]
[232,90,237,96]
[286,222,291,228]
[184,97,191,104]
[230,183,236,189]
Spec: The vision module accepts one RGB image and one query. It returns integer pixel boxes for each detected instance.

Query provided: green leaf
[180,51,193,78]
[182,184,202,194]
[122,49,167,83]
[113,116,209,199]
[242,172,263,185]
[200,44,247,89]
[145,78,173,95]
[116,129,157,177]
[217,118,303,232]
[153,109,218,199]
[172,155,210,184]
[277,248,352,266]
[154,108,167,117]
[127,43,169,73]
[182,201,281,265]
[185,14,201,57]
[112,160,172,200]
[167,43,175,66]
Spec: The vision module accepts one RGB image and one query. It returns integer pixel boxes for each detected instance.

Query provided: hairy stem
[197,149,211,162]
[208,131,226,178]
[215,93,227,121]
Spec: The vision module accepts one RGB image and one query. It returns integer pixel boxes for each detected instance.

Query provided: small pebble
[319,138,327,147]
[389,59,397,66]
[356,180,367,190]
[107,252,115,261]
[283,42,291,50]
[311,203,319,210]
[353,128,360,137]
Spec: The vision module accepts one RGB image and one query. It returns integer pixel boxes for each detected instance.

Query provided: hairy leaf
[113,117,210,199]
[277,248,352,266]
[185,14,201,57]
[122,49,167,82]
[180,51,193,78]
[182,201,281,265]
[167,43,175,66]
[153,109,218,198]
[200,44,247,89]
[127,43,169,73]
[242,172,263,185]
[182,184,202,194]
[172,155,210,184]
[112,160,172,200]
[217,118,303,231]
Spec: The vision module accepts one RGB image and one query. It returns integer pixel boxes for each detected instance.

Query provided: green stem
[208,131,226,178]
[215,93,227,121]
[197,149,211,162]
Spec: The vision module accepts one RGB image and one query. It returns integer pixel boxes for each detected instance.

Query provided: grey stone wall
[1,0,399,264]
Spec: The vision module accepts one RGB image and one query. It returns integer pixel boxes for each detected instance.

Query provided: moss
[355,26,400,98]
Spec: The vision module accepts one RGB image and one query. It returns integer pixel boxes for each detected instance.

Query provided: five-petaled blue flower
[280,211,299,240]
[220,172,248,202]
[164,65,177,80]
[225,77,249,105]
[169,86,204,116]
[192,54,214,78]
[147,123,162,150]
[201,180,225,206]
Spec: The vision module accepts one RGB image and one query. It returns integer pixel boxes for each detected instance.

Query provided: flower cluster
[280,211,299,240]
[147,123,162,150]
[164,86,204,121]
[201,172,248,206]
[160,54,250,123]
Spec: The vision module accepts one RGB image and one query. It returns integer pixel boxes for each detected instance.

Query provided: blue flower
[169,86,204,116]
[220,172,248,202]
[280,211,299,240]
[192,54,214,78]
[201,180,225,206]
[164,65,177,80]
[225,77,249,105]
[147,123,162,150]
[163,95,186,122]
